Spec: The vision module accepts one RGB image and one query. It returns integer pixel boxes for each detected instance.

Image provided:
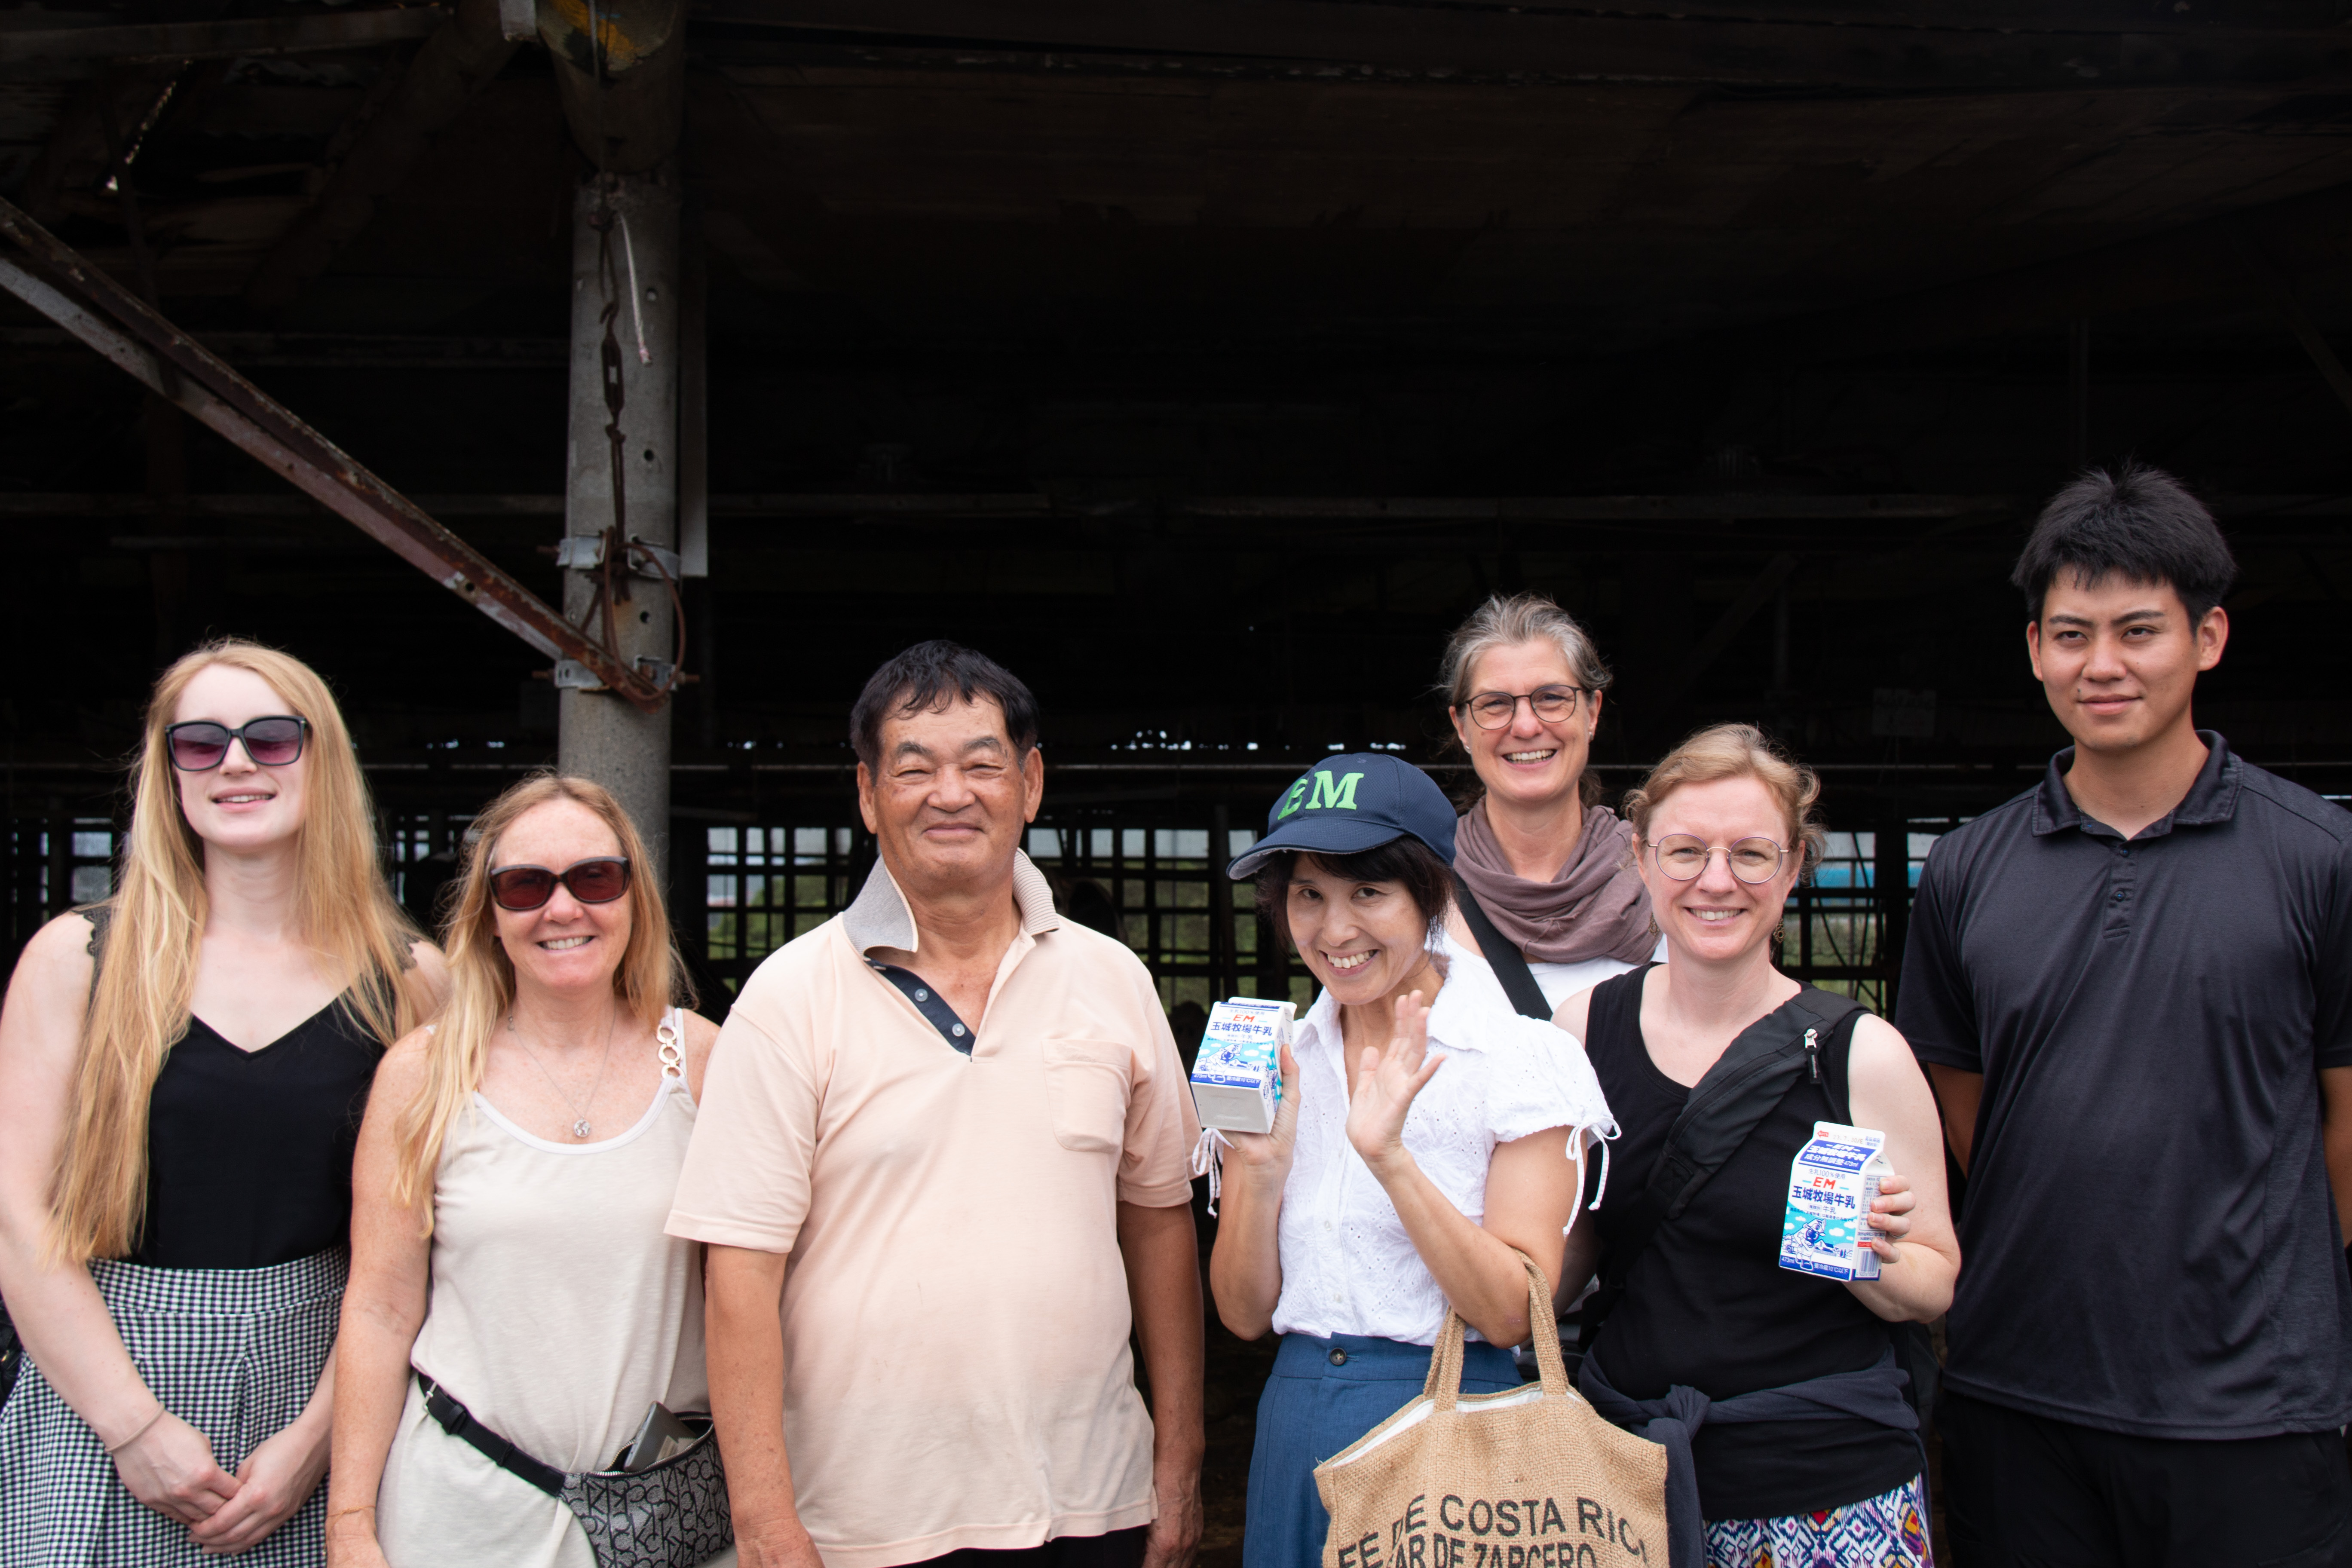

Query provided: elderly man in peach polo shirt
[668,640,1205,1568]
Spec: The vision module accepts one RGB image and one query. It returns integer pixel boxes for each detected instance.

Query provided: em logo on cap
[1225,753,1458,880]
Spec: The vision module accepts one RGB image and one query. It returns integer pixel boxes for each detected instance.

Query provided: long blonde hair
[392,774,687,1228]
[50,640,421,1263]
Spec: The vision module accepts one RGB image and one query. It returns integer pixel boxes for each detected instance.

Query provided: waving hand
[1344,989,1445,1175]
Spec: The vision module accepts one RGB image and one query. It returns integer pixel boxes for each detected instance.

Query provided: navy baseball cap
[1227,753,1458,880]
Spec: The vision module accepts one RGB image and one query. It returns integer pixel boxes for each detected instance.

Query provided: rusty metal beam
[0,195,666,712]
[0,9,444,65]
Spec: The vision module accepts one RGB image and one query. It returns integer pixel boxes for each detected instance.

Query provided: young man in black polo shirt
[1897,464,2352,1566]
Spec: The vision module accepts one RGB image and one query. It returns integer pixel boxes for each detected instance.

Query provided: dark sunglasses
[164,715,310,772]
[489,856,633,913]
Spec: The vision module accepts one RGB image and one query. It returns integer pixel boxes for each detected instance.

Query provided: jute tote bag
[1313,1258,1669,1568]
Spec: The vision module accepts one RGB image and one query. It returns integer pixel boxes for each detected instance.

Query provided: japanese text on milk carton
[1779,1121,1890,1282]
[1188,998,1295,1135]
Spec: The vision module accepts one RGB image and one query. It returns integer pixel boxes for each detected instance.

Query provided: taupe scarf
[1452,798,1657,966]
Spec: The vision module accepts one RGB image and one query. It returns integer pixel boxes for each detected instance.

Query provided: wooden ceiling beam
[696,0,2352,89]
[15,64,184,224]
[1714,178,2352,364]
[0,8,445,65]
[242,0,517,317]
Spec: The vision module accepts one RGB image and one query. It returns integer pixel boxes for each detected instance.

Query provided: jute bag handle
[1421,1253,1568,1410]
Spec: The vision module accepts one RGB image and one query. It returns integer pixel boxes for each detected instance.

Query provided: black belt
[416,1370,566,1496]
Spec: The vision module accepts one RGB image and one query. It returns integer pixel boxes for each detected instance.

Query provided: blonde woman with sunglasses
[328,774,727,1568]
[0,640,447,1566]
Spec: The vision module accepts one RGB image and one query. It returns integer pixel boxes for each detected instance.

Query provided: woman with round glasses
[328,773,726,1568]
[0,640,447,1565]
[1554,726,1957,1568]
[1437,594,1658,1014]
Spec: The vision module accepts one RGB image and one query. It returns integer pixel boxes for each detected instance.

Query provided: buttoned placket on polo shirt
[2104,839,2136,938]
[839,850,1063,1061]
[866,960,978,1054]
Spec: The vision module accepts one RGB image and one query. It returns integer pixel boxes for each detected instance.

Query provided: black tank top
[1581,966,1920,1521]
[134,1000,386,1271]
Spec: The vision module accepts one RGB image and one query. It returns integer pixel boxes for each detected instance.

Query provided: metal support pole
[558,168,680,886]
[1875,807,1910,1014]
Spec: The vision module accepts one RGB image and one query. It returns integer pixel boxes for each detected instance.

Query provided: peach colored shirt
[666,852,1200,1568]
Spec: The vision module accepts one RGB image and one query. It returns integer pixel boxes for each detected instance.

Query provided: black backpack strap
[1579,987,1866,1338]
[1451,873,1553,1021]
[1805,1000,1942,1433]
[1650,987,1864,1222]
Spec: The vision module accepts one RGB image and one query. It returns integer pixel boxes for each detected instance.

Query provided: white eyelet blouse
[1262,949,1617,1347]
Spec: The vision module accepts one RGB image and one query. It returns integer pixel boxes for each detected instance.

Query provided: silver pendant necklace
[507,1003,620,1140]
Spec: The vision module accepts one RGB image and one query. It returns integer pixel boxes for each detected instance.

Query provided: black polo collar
[2031,729,2242,841]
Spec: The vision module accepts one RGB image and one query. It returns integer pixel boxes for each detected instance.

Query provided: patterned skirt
[1705,1472,1934,1568]
[0,1247,346,1568]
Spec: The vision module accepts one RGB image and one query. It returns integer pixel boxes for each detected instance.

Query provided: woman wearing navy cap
[1206,753,1617,1568]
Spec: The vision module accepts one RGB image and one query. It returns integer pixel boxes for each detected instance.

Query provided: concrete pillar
[558,167,679,886]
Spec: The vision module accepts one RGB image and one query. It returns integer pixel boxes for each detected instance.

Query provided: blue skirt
[1244,1332,1522,1568]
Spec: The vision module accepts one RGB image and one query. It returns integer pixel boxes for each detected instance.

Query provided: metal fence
[2,807,1953,1023]
[5,815,122,959]
[1778,828,1943,1014]
[690,812,1311,1009]
[690,811,1947,1016]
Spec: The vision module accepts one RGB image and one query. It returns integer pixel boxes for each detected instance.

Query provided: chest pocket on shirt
[1042,1038,1135,1154]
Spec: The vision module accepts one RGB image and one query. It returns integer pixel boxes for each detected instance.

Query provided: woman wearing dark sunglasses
[328,774,726,1568]
[0,640,447,1566]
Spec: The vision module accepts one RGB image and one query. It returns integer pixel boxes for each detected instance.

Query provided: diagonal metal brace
[0,194,668,713]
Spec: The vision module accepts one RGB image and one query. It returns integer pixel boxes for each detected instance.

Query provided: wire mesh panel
[382,812,475,935]
[2,816,120,974]
[1777,828,1941,1011]
[704,825,860,989]
[1022,820,1305,1013]
[675,808,1942,1018]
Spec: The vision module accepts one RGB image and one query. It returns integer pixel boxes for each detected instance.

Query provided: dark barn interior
[5,0,2352,1552]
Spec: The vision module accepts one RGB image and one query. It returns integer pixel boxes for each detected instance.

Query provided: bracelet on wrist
[103,1402,166,1455]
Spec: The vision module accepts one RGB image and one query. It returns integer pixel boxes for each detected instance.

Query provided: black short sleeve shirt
[1896,733,2352,1439]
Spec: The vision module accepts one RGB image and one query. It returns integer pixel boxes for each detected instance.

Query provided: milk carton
[1188,997,1295,1134]
[1778,1121,1891,1282]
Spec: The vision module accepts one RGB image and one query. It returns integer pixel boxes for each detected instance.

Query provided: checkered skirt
[0,1246,346,1568]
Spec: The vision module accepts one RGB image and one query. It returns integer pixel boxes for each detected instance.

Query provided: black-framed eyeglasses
[164,715,310,772]
[1460,686,1588,729]
[1648,835,1788,885]
[489,857,633,912]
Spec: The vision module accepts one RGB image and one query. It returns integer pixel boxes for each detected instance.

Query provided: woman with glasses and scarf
[1437,594,1659,1015]
[1556,726,1957,1568]
[328,774,726,1568]
[0,640,447,1566]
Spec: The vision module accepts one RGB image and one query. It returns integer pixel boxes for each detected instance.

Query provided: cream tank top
[376,1008,729,1568]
